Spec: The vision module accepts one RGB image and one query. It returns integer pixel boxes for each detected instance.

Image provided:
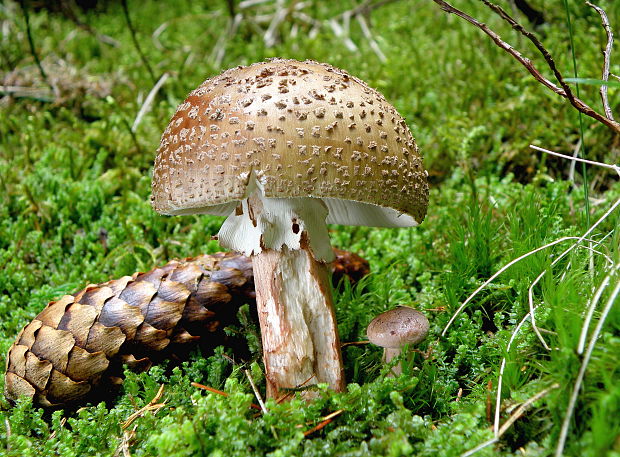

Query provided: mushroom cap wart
[151,59,428,228]
[367,306,429,348]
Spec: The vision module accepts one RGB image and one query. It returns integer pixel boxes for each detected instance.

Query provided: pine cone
[4,250,368,408]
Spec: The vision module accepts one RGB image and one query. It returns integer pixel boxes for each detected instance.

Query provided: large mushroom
[151,59,428,398]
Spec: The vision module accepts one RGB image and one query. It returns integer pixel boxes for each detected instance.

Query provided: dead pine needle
[303,409,345,437]
[49,417,67,440]
[486,380,493,424]
[191,382,262,411]
[115,424,137,457]
[191,381,230,398]
[244,368,269,414]
[122,384,167,430]
[341,340,370,348]
[275,374,316,404]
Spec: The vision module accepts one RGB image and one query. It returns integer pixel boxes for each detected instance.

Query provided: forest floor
[0,1,619,456]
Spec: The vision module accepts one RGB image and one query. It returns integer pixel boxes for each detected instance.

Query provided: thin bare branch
[19,0,56,97]
[481,1,578,107]
[586,1,615,120]
[58,1,120,47]
[121,0,157,84]
[225,0,236,18]
[431,0,620,135]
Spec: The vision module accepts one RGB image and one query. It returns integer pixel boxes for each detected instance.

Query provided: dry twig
[120,0,157,84]
[431,0,620,135]
[19,0,56,97]
[586,1,615,121]
[340,340,370,348]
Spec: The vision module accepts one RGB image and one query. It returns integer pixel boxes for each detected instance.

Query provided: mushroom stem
[382,348,403,377]
[252,247,345,398]
[217,182,345,398]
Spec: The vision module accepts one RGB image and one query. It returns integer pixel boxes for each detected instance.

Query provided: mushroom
[366,306,429,377]
[151,59,428,398]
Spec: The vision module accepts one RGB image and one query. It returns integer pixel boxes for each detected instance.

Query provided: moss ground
[0,1,619,455]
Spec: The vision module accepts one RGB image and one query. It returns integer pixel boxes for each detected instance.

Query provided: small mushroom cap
[367,306,429,348]
[151,58,428,228]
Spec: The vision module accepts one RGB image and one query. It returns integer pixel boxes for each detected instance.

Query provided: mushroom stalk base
[383,348,403,377]
[252,248,345,399]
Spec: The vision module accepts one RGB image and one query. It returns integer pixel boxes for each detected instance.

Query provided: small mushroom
[367,306,429,377]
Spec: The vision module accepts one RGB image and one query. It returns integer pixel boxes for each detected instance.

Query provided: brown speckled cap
[151,59,428,227]
[367,307,429,348]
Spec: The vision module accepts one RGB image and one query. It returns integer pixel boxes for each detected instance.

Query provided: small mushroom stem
[382,348,403,377]
[252,247,345,398]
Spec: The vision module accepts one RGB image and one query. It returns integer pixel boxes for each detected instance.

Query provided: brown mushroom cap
[151,58,428,227]
[367,306,429,348]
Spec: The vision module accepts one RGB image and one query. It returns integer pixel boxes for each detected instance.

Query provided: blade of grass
[565,78,620,88]
[562,0,591,234]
